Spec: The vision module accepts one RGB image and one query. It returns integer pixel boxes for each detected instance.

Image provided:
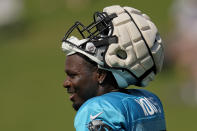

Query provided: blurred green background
[1,0,196,130]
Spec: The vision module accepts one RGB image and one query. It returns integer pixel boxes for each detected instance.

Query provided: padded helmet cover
[62,5,164,88]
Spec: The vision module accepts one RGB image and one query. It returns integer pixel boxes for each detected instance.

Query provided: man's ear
[96,69,107,84]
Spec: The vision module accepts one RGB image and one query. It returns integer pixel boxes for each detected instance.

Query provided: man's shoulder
[100,89,159,101]
[79,91,127,110]
[75,89,165,131]
[80,89,159,111]
[84,89,138,105]
[76,90,131,114]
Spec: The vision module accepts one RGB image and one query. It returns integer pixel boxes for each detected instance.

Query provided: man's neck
[96,84,117,96]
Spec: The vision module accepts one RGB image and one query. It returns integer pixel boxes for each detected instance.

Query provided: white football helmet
[62,5,164,88]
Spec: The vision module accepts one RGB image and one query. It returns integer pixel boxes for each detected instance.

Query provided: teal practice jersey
[74,89,166,131]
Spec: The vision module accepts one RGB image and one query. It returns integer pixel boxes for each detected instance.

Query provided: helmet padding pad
[104,5,164,86]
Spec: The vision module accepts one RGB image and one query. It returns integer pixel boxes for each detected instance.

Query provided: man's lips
[67,91,75,101]
[67,88,76,101]
[69,93,75,101]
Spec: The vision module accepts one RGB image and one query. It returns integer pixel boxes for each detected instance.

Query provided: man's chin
[72,103,81,111]
[72,98,90,111]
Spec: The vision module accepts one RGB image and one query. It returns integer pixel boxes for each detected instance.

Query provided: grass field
[1,0,197,130]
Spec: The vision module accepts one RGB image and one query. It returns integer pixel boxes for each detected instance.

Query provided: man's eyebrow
[64,69,67,73]
[65,69,78,74]
[64,69,70,74]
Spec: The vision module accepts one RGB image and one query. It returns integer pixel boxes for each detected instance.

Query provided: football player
[62,5,166,131]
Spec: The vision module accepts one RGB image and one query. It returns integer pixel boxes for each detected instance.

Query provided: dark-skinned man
[62,5,166,131]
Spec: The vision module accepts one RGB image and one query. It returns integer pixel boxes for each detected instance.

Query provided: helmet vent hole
[116,49,127,59]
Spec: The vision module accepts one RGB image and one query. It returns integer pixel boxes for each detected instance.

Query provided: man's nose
[63,79,72,88]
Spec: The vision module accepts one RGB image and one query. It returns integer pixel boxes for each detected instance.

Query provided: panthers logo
[87,119,112,131]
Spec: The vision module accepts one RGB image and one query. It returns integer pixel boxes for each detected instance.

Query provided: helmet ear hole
[116,49,127,59]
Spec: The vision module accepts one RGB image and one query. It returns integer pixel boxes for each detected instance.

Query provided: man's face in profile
[63,54,99,111]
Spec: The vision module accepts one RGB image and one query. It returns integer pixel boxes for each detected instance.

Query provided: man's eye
[70,74,75,78]
[68,73,76,78]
